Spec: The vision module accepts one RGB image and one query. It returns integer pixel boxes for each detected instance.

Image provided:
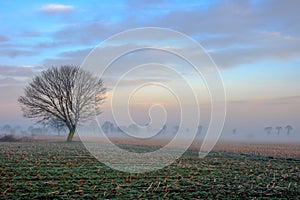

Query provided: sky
[0,0,299,141]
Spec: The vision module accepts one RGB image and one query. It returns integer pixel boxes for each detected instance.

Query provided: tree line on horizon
[0,124,65,137]
[264,125,293,135]
[101,121,203,136]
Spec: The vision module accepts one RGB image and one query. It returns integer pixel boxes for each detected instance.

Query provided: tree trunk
[66,127,76,142]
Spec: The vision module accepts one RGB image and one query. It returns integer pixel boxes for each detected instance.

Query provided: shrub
[0,134,19,142]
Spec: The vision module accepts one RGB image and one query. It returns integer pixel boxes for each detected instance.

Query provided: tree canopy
[18,65,106,141]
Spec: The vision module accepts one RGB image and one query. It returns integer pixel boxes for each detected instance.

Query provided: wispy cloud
[0,77,24,87]
[0,49,36,58]
[229,96,300,105]
[40,4,74,14]
[53,22,121,45]
[0,65,35,78]
[42,48,92,66]
[0,34,9,42]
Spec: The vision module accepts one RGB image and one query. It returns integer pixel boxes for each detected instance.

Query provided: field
[1,140,300,199]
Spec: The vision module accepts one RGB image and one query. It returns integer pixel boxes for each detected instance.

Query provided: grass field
[1,141,300,199]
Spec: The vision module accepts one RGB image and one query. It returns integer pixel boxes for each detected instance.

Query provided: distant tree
[128,124,139,134]
[18,65,106,142]
[102,121,114,134]
[2,124,11,134]
[158,124,167,136]
[264,127,272,135]
[27,126,49,136]
[115,126,124,134]
[20,129,28,136]
[285,125,293,135]
[116,125,126,135]
[275,126,282,135]
[145,123,151,135]
[197,125,203,135]
[14,125,22,134]
[2,124,15,135]
[27,126,34,134]
[29,127,41,136]
[0,134,18,142]
[232,129,237,135]
[173,125,179,135]
[49,119,66,136]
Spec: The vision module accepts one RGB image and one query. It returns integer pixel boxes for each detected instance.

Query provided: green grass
[0,142,299,199]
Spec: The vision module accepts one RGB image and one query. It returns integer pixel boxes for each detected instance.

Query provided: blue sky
[0,0,299,140]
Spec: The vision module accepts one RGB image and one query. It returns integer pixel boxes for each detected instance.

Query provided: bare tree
[158,124,167,136]
[197,125,203,135]
[2,124,14,135]
[173,125,179,135]
[18,65,106,142]
[275,126,282,135]
[102,121,114,134]
[49,119,66,136]
[232,129,237,135]
[128,124,139,134]
[285,125,293,135]
[264,127,272,135]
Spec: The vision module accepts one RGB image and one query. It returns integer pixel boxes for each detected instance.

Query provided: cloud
[20,31,41,37]
[105,77,171,88]
[0,77,24,87]
[42,48,92,66]
[256,0,300,37]
[0,65,35,78]
[42,57,82,66]
[225,95,300,130]
[40,4,74,14]
[229,96,300,106]
[259,96,300,106]
[0,66,35,89]
[0,35,9,42]
[126,0,167,9]
[59,48,92,58]
[35,41,70,49]
[53,22,125,45]
[138,0,300,68]
[146,1,256,36]
[210,31,300,68]
[0,49,36,58]
[41,43,193,74]
[1,0,297,70]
